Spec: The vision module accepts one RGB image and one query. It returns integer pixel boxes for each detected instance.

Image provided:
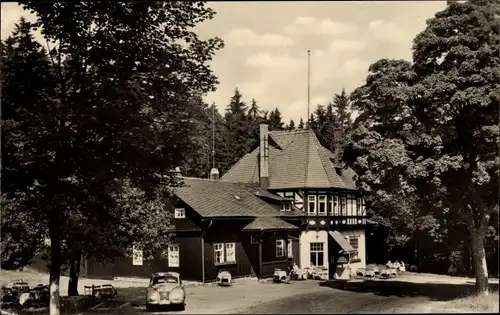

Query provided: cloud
[225,28,294,47]
[368,19,412,44]
[284,16,358,36]
[245,52,301,70]
[341,59,370,73]
[2,1,448,125]
[329,39,366,52]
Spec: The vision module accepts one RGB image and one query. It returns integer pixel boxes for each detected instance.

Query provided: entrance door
[328,239,337,279]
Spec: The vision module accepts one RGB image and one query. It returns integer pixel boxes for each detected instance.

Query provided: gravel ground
[1,269,498,314]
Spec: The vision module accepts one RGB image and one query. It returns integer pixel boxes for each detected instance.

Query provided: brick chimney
[259,124,269,189]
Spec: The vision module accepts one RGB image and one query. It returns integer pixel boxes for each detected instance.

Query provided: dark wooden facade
[85,200,301,282]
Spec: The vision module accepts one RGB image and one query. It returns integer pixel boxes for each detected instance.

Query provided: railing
[306,216,367,226]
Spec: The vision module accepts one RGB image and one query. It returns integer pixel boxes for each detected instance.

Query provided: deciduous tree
[2,2,223,313]
[346,0,499,295]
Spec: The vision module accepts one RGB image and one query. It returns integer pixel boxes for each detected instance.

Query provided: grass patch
[448,291,500,313]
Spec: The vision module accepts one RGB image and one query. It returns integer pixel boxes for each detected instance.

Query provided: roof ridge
[220,147,259,181]
[311,135,347,189]
[183,176,258,185]
[269,129,309,135]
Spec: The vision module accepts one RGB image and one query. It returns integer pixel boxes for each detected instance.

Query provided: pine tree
[332,89,353,156]
[287,119,296,131]
[298,118,305,129]
[222,88,252,172]
[267,108,285,131]
[247,98,265,150]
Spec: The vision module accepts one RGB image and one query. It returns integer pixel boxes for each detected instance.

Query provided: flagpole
[307,49,311,128]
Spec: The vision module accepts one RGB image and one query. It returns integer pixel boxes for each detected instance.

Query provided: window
[347,197,355,216]
[357,198,366,216]
[276,239,285,258]
[214,242,236,265]
[287,239,293,258]
[351,198,357,216]
[318,195,327,215]
[334,196,339,216]
[327,196,334,215]
[349,237,359,259]
[225,243,236,262]
[250,234,260,244]
[310,242,324,267]
[280,201,291,211]
[341,197,347,216]
[168,244,179,267]
[214,243,224,264]
[174,208,185,219]
[308,195,316,215]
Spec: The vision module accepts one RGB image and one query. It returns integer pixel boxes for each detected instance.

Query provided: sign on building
[132,246,143,266]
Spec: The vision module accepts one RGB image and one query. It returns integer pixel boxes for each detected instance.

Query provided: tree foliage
[267,108,285,131]
[345,0,499,294]
[2,2,223,313]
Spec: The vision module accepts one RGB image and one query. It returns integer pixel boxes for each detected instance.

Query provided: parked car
[145,272,186,312]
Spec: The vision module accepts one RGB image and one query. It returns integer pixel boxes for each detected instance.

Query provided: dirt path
[1,270,498,314]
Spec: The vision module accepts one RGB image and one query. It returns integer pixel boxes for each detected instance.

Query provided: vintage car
[145,272,186,312]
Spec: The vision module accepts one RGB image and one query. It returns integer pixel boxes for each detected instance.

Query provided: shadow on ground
[319,280,500,301]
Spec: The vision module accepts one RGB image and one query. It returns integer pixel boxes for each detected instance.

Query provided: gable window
[214,242,236,265]
[349,237,359,259]
[334,196,339,216]
[341,197,347,216]
[174,208,185,219]
[284,191,294,198]
[287,239,293,258]
[308,195,317,215]
[168,244,180,267]
[310,242,324,267]
[276,239,285,258]
[327,196,334,215]
[318,195,327,215]
[280,201,291,212]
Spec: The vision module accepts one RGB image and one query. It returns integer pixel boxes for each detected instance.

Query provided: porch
[242,216,300,278]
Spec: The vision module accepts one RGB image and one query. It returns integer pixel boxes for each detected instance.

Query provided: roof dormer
[280,200,292,212]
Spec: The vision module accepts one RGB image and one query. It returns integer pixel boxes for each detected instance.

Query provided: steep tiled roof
[221,129,358,190]
[174,177,304,218]
[242,216,299,231]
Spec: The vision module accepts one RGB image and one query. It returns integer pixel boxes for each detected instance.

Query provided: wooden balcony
[304,216,367,228]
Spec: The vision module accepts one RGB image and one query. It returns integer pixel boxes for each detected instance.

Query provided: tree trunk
[49,220,61,315]
[470,226,489,296]
[68,250,81,297]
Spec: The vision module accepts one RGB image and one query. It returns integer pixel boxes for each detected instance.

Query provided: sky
[1,1,447,123]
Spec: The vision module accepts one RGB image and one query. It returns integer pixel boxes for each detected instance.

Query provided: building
[86,124,367,281]
[221,124,368,279]
[87,176,305,282]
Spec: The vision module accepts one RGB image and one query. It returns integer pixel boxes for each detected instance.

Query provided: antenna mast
[212,103,215,169]
[307,49,311,128]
